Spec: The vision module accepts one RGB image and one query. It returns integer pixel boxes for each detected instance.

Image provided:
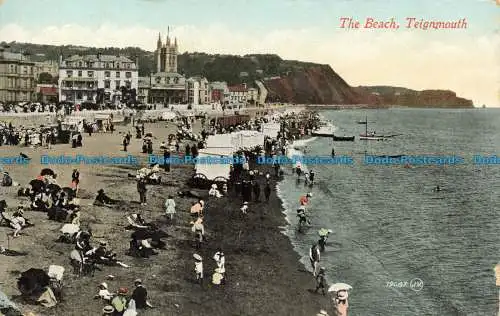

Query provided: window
[155,77,161,84]
[116,72,120,78]
[23,66,27,74]
[66,70,73,77]
[30,66,33,74]
[106,63,110,68]
[14,65,17,73]
[78,71,82,77]
[104,71,110,78]
[125,72,131,78]
[89,62,94,68]
[9,65,14,73]
[78,62,82,67]
[77,92,83,99]
[125,81,131,89]
[115,80,121,89]
[104,80,110,89]
[127,63,131,69]
[87,71,94,77]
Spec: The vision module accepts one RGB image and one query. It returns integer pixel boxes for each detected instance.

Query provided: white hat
[211,184,217,189]
[316,310,328,316]
[99,282,108,289]
[243,202,248,205]
[141,240,152,248]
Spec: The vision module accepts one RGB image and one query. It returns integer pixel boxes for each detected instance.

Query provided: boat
[359,115,382,141]
[359,115,400,140]
[359,136,386,141]
[332,135,355,141]
[311,124,334,137]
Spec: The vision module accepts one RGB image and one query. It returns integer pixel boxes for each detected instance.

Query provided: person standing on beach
[137,178,147,206]
[123,135,128,152]
[71,169,80,194]
[314,267,327,295]
[194,255,203,285]
[309,243,321,276]
[252,181,260,202]
[164,195,176,221]
[333,290,349,316]
[163,149,170,172]
[264,183,271,202]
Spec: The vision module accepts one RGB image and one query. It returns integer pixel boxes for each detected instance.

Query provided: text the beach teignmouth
[339,17,468,30]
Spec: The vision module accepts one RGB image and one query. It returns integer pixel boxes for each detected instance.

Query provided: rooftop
[0,51,34,63]
[63,54,135,63]
[228,84,248,92]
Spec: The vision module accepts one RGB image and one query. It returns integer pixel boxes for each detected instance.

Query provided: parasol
[328,283,352,292]
[318,229,333,237]
[60,223,80,235]
[193,253,202,261]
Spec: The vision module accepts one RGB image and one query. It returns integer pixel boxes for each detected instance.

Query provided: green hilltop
[2,41,321,85]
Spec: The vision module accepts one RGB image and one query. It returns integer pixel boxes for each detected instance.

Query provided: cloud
[0,22,498,107]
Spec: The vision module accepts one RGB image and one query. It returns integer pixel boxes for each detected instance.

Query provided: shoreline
[0,119,331,315]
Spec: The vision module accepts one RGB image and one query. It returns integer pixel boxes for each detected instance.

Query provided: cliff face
[359,86,474,108]
[263,65,376,105]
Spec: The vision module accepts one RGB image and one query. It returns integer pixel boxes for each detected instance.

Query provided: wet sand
[0,120,330,315]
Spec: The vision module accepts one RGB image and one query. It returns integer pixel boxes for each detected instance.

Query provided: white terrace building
[58,53,138,104]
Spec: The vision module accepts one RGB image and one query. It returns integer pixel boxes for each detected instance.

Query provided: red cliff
[263,65,376,105]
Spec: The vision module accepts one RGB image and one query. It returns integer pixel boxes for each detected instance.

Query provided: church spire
[174,37,177,48]
[157,32,162,48]
[166,26,170,45]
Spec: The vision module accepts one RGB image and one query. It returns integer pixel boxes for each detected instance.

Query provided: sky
[0,0,498,107]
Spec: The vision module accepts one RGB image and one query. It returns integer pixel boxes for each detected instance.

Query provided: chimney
[97,52,101,60]
[242,83,247,89]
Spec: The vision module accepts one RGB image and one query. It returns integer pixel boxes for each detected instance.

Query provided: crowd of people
[0,107,351,315]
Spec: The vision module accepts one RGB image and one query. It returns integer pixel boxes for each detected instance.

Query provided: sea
[277,108,500,316]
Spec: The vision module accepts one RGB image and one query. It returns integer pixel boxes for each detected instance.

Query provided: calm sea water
[278,108,500,316]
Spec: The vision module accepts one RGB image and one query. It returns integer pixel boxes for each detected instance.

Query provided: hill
[359,86,474,108]
[2,41,474,107]
[2,41,319,85]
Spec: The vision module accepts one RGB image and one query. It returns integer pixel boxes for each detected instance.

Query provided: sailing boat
[359,115,385,141]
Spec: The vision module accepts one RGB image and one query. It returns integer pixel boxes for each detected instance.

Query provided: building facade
[137,76,150,104]
[209,81,229,104]
[247,87,258,105]
[58,53,139,104]
[34,60,59,80]
[228,83,248,105]
[186,76,209,105]
[0,50,36,102]
[155,32,178,73]
[36,83,58,103]
[149,72,186,104]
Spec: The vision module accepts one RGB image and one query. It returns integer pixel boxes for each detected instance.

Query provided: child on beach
[314,267,327,295]
[164,195,176,221]
[194,254,203,285]
[309,243,320,276]
[240,202,248,214]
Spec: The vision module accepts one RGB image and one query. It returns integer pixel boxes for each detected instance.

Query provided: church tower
[155,28,178,73]
[156,33,162,73]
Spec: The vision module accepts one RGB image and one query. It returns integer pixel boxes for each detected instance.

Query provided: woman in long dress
[164,196,176,221]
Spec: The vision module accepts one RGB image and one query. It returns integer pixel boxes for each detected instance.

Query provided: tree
[38,72,53,84]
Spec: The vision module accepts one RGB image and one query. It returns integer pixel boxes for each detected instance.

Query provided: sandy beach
[0,118,331,315]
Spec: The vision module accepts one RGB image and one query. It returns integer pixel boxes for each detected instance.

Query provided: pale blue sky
[0,0,496,35]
